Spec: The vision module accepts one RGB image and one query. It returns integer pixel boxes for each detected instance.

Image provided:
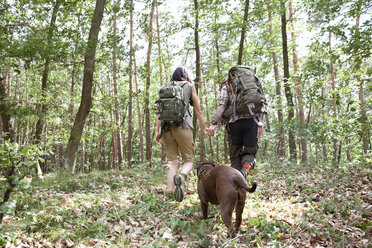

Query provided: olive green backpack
[223,65,266,120]
[156,81,188,126]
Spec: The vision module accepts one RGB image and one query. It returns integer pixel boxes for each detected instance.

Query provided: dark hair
[171,67,192,82]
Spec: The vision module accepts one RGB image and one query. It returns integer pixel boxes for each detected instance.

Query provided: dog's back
[196,163,257,238]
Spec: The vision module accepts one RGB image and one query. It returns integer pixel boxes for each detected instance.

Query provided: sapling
[0,141,42,222]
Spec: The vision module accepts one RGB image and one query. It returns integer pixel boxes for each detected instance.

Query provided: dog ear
[195,161,203,170]
[212,161,219,167]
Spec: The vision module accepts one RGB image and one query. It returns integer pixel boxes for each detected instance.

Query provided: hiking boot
[240,169,247,179]
[242,162,253,175]
[173,174,185,202]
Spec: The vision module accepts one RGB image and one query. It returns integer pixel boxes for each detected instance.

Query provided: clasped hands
[205,124,218,137]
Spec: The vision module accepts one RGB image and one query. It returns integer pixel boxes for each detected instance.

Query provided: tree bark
[289,2,307,163]
[281,1,297,160]
[355,12,369,155]
[112,4,123,168]
[66,0,106,173]
[144,0,155,166]
[328,31,338,164]
[33,0,60,178]
[268,0,285,158]
[133,55,145,163]
[155,6,166,163]
[193,0,206,160]
[238,0,249,65]
[126,0,135,168]
[0,77,15,142]
[34,0,60,143]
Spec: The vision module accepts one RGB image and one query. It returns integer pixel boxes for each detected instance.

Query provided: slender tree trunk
[268,0,285,158]
[127,0,135,168]
[110,100,117,169]
[289,2,307,163]
[70,65,76,118]
[0,77,15,142]
[144,0,155,166]
[238,0,249,65]
[281,1,296,160]
[193,0,205,160]
[66,0,106,173]
[155,6,166,163]
[214,36,221,161]
[355,13,369,154]
[133,55,145,163]
[328,31,338,164]
[112,6,123,168]
[34,0,60,142]
[80,139,85,173]
[204,79,214,160]
[33,0,60,177]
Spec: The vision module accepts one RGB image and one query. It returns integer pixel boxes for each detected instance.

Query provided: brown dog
[196,161,257,238]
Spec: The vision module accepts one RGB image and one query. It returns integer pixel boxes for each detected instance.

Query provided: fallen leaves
[1,165,371,247]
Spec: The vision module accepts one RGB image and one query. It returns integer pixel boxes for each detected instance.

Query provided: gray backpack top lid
[228,65,266,116]
[156,81,188,126]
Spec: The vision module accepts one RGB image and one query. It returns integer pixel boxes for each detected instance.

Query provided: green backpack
[224,65,266,119]
[156,81,188,126]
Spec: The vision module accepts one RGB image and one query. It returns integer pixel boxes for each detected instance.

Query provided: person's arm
[190,85,208,135]
[206,85,229,135]
[155,114,162,145]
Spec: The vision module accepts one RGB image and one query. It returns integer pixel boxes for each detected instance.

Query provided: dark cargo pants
[226,118,258,171]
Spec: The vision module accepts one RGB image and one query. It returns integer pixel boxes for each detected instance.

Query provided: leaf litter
[0,164,371,247]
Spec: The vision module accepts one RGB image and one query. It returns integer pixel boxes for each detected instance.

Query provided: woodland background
[0,0,371,247]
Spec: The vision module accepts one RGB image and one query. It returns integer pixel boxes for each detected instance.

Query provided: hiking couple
[155,66,265,202]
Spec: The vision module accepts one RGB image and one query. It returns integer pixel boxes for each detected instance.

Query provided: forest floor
[1,161,371,247]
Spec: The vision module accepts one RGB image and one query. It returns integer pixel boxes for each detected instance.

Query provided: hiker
[155,66,209,202]
[206,66,266,178]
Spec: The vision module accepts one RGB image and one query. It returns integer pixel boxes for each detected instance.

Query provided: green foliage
[0,141,44,219]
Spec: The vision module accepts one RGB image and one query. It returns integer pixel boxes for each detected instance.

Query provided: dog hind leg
[201,201,209,219]
[220,197,238,238]
[234,192,246,232]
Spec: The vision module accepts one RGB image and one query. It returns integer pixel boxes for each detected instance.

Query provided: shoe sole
[174,174,185,202]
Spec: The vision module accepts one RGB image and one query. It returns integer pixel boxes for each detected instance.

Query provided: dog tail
[243,182,257,193]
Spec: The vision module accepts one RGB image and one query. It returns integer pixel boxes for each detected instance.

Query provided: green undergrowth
[1,161,371,247]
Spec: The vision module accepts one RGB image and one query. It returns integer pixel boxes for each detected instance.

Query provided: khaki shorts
[162,126,194,161]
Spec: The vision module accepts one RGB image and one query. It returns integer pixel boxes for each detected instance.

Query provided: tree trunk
[80,139,85,173]
[281,1,296,161]
[238,0,249,65]
[155,6,166,163]
[34,0,60,143]
[355,13,369,154]
[268,0,285,158]
[204,79,214,160]
[0,77,15,142]
[66,0,106,173]
[144,0,155,167]
[112,5,123,168]
[33,0,60,178]
[214,35,221,161]
[127,0,135,168]
[133,55,145,163]
[289,2,307,163]
[193,0,206,161]
[328,31,338,164]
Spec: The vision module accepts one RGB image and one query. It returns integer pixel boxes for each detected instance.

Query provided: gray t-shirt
[174,81,193,129]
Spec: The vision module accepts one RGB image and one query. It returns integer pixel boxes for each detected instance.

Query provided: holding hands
[206,124,218,137]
